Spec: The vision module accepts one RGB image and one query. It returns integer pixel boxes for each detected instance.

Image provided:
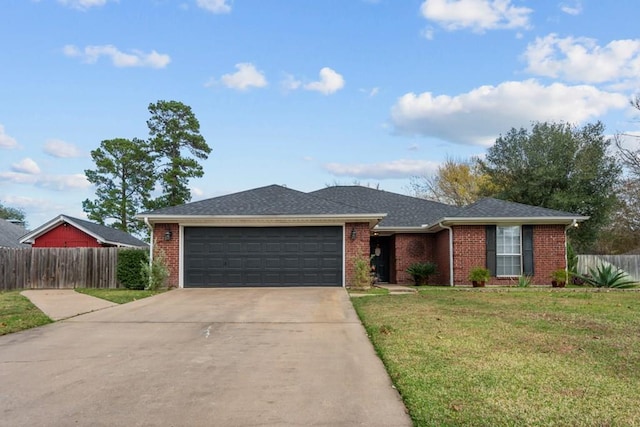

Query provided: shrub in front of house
[117,249,149,290]
[406,262,438,286]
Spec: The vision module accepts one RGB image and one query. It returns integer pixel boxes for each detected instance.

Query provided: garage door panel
[184,226,343,287]
[265,242,281,252]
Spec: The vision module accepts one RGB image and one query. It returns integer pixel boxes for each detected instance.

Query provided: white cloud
[0,172,91,191]
[420,0,532,32]
[324,159,439,179]
[304,67,345,95]
[0,125,18,149]
[421,26,436,40]
[560,1,583,15]
[523,34,640,85]
[57,0,110,10]
[196,0,232,14]
[616,132,640,152]
[191,187,205,198]
[219,63,268,91]
[12,158,41,175]
[391,79,628,146]
[63,44,171,69]
[44,139,84,158]
[281,74,302,91]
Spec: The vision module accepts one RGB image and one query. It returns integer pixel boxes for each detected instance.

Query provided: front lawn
[352,288,640,427]
[0,291,53,336]
[75,288,166,304]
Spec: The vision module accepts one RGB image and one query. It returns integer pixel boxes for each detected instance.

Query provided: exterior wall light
[164,229,173,241]
[350,228,357,240]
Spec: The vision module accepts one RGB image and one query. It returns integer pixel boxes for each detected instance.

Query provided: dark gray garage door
[184,226,343,287]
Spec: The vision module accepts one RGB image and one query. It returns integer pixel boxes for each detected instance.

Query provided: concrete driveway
[0,288,411,426]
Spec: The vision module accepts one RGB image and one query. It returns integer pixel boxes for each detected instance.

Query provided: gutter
[438,222,454,287]
[144,217,154,266]
[564,219,578,276]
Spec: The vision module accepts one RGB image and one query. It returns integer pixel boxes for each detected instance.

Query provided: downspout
[144,217,154,266]
[564,219,577,276]
[439,222,454,287]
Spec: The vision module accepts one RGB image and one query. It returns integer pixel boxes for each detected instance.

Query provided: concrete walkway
[20,289,118,320]
[375,284,417,294]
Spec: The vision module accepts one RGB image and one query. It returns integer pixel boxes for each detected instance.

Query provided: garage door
[184,226,343,287]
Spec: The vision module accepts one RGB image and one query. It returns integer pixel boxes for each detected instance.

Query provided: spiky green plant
[406,262,438,286]
[580,264,637,289]
[517,275,532,288]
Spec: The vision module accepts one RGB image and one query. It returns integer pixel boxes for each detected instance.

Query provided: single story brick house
[20,215,148,248]
[137,185,587,288]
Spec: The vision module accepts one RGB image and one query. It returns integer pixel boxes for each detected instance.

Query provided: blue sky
[1,0,639,228]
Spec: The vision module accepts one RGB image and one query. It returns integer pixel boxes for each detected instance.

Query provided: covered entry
[183,226,343,287]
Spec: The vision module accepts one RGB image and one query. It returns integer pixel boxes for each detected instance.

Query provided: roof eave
[136,213,387,228]
[422,216,590,231]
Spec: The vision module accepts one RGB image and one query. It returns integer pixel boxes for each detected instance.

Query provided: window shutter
[486,225,496,276]
[523,225,534,275]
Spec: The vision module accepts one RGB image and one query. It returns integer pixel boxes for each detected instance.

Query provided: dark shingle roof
[139,184,585,229]
[450,198,582,219]
[141,185,370,216]
[0,219,30,248]
[64,216,148,247]
[310,186,460,227]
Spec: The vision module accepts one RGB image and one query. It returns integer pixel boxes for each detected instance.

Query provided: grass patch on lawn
[0,291,53,336]
[352,288,640,427]
[75,288,166,304]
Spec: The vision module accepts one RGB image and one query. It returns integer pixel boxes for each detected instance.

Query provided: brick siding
[434,229,451,285]
[153,223,180,287]
[344,222,371,287]
[451,224,566,286]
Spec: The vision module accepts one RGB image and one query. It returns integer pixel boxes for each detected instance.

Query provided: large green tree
[479,121,621,252]
[147,100,211,208]
[0,202,26,223]
[83,138,155,235]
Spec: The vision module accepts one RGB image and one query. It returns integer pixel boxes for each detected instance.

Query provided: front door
[370,236,391,283]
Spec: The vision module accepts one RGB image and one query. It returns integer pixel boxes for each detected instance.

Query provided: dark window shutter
[523,225,534,275]
[486,225,496,276]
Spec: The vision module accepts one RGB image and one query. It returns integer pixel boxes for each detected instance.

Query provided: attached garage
[184,226,343,287]
[138,185,385,288]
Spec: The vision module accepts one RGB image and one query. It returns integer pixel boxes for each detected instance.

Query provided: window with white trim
[496,226,521,276]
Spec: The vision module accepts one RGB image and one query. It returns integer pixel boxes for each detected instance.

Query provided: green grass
[0,291,53,336]
[352,287,640,427]
[75,288,166,304]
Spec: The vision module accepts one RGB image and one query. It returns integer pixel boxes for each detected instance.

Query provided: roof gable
[310,186,460,228]
[20,215,147,247]
[140,184,372,217]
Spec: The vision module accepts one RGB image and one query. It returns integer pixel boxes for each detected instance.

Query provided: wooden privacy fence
[577,255,640,281]
[0,247,122,290]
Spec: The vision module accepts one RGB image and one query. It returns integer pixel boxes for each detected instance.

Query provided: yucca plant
[580,264,638,289]
[517,275,532,288]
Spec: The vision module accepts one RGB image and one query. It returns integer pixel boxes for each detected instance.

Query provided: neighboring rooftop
[20,215,148,248]
[0,218,30,248]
